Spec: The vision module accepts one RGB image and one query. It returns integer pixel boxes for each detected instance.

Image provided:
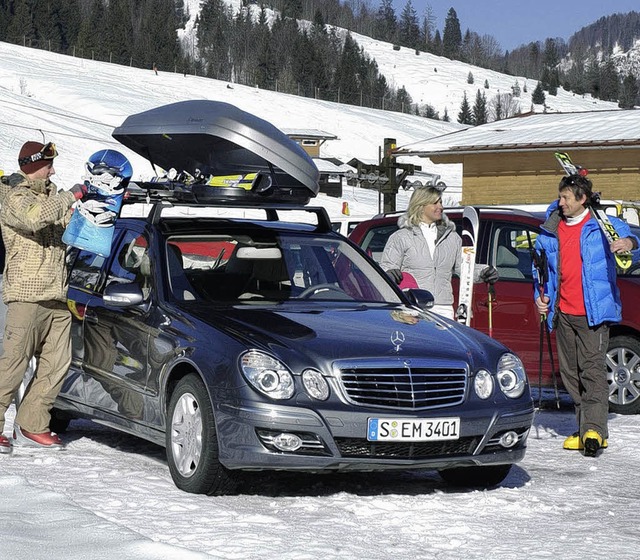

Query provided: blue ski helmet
[85,149,133,187]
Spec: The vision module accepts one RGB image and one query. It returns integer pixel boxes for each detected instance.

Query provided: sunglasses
[18,142,58,166]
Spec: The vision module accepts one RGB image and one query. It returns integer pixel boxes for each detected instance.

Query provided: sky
[396,0,640,52]
[0,8,639,560]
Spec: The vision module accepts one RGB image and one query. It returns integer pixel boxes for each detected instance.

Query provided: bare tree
[489,92,521,121]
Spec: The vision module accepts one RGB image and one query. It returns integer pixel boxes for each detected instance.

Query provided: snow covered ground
[2,394,640,560]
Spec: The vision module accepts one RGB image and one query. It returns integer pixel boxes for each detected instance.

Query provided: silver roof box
[112,100,319,205]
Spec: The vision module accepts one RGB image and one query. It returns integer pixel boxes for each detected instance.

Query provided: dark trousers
[556,312,609,439]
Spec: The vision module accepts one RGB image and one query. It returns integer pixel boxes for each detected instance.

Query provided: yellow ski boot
[582,430,606,457]
[563,431,608,451]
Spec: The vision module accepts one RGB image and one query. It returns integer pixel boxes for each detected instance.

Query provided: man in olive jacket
[0,141,85,453]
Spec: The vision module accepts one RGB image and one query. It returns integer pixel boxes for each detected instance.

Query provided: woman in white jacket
[381,186,497,319]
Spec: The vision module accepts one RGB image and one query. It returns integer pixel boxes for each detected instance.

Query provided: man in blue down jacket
[534,173,639,457]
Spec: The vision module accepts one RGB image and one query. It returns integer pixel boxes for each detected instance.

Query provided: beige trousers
[0,301,71,433]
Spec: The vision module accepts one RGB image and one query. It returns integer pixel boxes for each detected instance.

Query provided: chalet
[396,110,640,205]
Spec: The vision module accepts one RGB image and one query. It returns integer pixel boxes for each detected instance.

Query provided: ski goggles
[18,142,58,167]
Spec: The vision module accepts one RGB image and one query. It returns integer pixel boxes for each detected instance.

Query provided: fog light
[499,431,519,448]
[272,433,303,452]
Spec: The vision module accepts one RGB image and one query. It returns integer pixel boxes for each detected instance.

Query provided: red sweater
[558,213,589,315]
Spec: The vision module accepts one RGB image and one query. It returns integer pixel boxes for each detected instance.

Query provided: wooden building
[283,129,338,158]
[396,110,640,205]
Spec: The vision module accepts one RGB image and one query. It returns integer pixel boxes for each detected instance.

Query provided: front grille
[335,437,478,459]
[335,361,467,410]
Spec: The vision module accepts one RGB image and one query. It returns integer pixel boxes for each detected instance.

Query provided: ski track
[2,401,640,559]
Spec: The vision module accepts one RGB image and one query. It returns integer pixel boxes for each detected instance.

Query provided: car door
[472,220,554,379]
[80,227,152,421]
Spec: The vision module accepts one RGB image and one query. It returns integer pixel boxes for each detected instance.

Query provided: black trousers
[556,312,609,439]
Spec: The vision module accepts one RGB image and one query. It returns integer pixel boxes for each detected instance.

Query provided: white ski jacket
[381,213,485,307]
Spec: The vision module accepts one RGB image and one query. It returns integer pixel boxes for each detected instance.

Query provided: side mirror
[103,282,144,308]
[404,288,435,310]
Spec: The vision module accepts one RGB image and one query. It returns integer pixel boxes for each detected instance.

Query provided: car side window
[491,224,537,281]
[68,247,106,292]
[107,231,152,299]
[360,224,398,262]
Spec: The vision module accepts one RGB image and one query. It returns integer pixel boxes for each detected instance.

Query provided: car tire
[166,374,241,495]
[438,464,512,488]
[606,335,640,415]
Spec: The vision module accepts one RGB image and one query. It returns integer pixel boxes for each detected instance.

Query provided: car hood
[112,100,319,204]
[186,303,507,370]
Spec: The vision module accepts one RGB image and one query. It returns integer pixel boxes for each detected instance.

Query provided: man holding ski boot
[0,141,86,454]
[534,173,639,457]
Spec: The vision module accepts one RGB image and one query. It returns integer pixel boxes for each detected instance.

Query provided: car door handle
[84,311,99,324]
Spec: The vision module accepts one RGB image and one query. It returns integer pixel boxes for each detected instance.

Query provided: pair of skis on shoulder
[554,152,632,271]
[455,207,479,327]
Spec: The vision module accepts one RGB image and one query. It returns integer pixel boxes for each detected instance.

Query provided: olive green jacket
[0,172,76,303]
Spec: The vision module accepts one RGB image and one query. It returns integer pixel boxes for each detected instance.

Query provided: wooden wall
[431,149,640,205]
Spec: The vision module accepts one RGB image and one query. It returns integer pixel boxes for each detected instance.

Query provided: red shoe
[0,434,12,454]
[13,426,64,449]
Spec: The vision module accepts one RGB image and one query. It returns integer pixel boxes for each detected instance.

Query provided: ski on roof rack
[121,181,334,232]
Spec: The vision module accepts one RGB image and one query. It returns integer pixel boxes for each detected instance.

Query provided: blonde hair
[405,186,442,227]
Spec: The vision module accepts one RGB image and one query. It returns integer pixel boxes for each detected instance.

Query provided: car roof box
[112,100,319,205]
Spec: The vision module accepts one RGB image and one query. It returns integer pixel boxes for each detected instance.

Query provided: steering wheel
[298,283,350,299]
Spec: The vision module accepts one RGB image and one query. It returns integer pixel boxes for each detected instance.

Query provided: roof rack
[123,181,333,232]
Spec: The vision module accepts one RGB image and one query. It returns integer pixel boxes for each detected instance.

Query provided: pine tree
[197,0,232,80]
[442,7,461,60]
[457,91,472,125]
[6,0,35,46]
[472,90,488,125]
[532,82,546,104]
[467,71,474,84]
[374,0,397,44]
[398,0,420,50]
[619,74,639,109]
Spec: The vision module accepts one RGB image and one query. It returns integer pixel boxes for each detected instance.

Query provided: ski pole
[487,282,495,338]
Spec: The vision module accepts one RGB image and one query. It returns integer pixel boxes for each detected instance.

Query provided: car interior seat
[496,245,525,279]
[167,244,196,301]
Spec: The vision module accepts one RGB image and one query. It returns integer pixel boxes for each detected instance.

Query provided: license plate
[367,417,460,442]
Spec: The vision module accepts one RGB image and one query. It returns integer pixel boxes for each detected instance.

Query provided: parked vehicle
[349,207,640,414]
[50,101,534,495]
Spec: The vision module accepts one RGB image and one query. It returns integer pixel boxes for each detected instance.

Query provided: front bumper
[215,398,535,472]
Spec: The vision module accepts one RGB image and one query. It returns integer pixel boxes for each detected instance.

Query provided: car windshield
[165,232,402,303]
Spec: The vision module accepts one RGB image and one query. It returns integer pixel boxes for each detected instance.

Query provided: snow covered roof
[282,129,338,140]
[400,109,640,156]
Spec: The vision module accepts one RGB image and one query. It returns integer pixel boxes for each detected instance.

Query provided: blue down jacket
[533,200,638,331]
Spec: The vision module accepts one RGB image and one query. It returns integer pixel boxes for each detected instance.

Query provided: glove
[386,268,403,284]
[480,265,499,284]
[70,183,88,200]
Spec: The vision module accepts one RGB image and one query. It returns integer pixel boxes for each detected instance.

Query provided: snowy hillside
[180,0,620,122]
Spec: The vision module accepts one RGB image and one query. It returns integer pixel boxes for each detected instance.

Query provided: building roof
[282,129,338,141]
[397,109,640,156]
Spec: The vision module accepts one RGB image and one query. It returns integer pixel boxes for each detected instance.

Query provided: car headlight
[497,353,527,399]
[474,369,493,399]
[301,369,329,400]
[240,350,294,400]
